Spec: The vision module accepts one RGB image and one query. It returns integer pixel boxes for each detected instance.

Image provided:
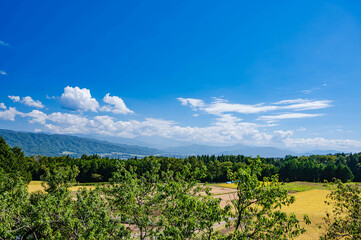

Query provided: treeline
[27,149,359,184]
[0,137,359,184]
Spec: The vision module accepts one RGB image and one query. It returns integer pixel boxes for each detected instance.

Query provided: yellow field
[28,181,96,193]
[282,189,331,240]
[213,183,332,240]
[28,180,332,239]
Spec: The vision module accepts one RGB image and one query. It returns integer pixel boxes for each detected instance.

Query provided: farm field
[208,182,333,240]
[25,181,349,239]
[28,181,96,193]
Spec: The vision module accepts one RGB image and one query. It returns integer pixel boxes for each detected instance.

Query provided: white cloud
[179,97,331,116]
[36,112,91,134]
[281,100,331,111]
[8,95,20,102]
[177,98,205,109]
[14,105,361,152]
[0,70,7,76]
[284,137,361,152]
[274,99,309,104]
[60,86,99,112]
[8,95,44,108]
[26,110,48,124]
[296,127,307,132]
[0,107,22,121]
[0,41,10,47]
[299,83,328,94]
[100,93,133,114]
[0,103,6,109]
[272,130,293,142]
[258,113,323,121]
[21,96,44,108]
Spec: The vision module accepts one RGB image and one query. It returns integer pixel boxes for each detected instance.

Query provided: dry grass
[28,181,96,193]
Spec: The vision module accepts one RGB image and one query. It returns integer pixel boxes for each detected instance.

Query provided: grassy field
[28,181,96,193]
[213,181,328,192]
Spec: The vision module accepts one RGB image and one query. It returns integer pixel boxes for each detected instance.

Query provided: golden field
[28,181,96,193]
[27,181,334,239]
[210,182,333,240]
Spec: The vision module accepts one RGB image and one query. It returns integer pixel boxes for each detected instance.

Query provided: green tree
[225,157,310,239]
[0,137,31,183]
[321,180,361,240]
[104,161,230,239]
[0,166,128,239]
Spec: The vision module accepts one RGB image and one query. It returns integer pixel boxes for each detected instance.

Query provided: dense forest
[1,137,358,184]
[27,153,357,183]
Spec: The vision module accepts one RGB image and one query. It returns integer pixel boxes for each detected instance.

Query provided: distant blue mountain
[0,129,340,158]
[162,144,297,158]
[0,129,161,158]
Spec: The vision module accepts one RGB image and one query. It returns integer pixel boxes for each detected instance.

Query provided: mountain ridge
[0,129,340,158]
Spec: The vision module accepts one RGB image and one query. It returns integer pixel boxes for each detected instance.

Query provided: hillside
[0,129,161,158]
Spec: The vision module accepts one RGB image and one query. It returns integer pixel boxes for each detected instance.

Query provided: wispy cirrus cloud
[300,83,327,94]
[178,97,332,116]
[0,70,7,76]
[0,40,10,47]
[258,113,324,122]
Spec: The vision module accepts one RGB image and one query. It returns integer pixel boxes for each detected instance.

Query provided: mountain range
[0,129,338,158]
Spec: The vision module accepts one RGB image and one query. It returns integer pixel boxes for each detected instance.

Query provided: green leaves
[321,180,361,240]
[226,157,309,239]
[0,154,309,239]
[103,160,229,240]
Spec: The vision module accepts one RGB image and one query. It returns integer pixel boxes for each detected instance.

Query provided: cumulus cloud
[177,98,205,109]
[26,110,48,124]
[8,95,20,102]
[0,107,22,121]
[8,95,44,108]
[12,105,361,152]
[21,96,44,108]
[100,93,134,114]
[0,70,7,76]
[22,107,271,145]
[0,103,6,109]
[60,86,99,112]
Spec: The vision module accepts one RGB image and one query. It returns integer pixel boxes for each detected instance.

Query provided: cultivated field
[26,181,340,239]
[28,181,96,193]
[208,182,333,240]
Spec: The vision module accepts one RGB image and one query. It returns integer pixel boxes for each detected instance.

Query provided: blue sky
[1,0,361,151]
